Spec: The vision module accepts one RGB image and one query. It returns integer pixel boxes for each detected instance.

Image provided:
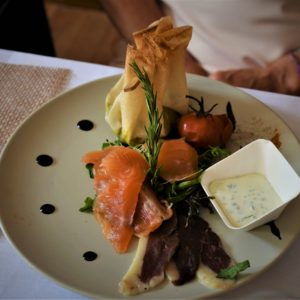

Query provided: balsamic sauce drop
[36,154,53,167]
[40,204,55,214]
[266,221,282,240]
[83,251,98,261]
[77,120,94,131]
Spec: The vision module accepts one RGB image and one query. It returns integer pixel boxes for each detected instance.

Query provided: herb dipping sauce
[209,173,282,227]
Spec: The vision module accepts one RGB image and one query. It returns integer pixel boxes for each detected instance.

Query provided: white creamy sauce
[209,173,282,227]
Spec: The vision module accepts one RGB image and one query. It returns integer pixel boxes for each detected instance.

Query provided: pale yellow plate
[0,74,299,299]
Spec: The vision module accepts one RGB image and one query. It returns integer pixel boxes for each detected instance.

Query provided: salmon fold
[83,146,149,253]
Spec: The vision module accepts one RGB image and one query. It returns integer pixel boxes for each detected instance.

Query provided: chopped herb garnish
[217,260,250,280]
[79,196,96,213]
[85,163,94,179]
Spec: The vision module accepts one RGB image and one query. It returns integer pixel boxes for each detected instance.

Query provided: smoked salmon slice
[156,139,198,183]
[133,182,173,237]
[82,148,113,166]
[83,146,148,253]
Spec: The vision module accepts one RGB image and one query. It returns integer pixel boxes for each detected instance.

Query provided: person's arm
[210,52,300,95]
[98,0,164,43]
[99,0,207,76]
[185,51,208,76]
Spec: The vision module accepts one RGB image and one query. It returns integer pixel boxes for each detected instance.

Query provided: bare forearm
[185,52,208,76]
[99,0,164,43]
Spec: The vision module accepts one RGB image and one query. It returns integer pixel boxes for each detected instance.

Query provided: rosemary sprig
[130,61,162,188]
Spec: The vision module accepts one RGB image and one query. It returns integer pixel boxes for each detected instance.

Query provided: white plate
[0,74,300,299]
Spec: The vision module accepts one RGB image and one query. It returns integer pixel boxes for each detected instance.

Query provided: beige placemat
[0,63,72,153]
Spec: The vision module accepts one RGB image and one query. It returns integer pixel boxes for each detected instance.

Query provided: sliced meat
[196,221,235,289]
[201,229,231,273]
[167,213,233,287]
[133,182,173,237]
[167,215,205,285]
[119,215,178,295]
[139,214,178,283]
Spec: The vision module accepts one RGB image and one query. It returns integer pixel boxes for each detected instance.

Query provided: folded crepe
[105,16,192,144]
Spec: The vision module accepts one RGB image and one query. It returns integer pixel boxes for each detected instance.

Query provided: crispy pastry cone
[105,16,192,144]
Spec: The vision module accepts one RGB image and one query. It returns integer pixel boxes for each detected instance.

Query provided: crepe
[105,16,192,144]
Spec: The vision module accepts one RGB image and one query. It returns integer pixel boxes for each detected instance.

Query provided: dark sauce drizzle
[36,154,53,167]
[40,204,55,214]
[83,251,98,261]
[77,120,94,131]
[266,221,282,240]
[37,142,96,261]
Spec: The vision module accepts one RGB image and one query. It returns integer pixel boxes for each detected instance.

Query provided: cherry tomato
[178,112,233,148]
[178,97,235,149]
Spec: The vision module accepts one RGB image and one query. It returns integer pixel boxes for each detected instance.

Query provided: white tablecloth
[0,49,299,299]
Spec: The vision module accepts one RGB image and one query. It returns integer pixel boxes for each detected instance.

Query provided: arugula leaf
[101,138,124,149]
[79,196,96,213]
[85,163,94,179]
[217,260,250,280]
[168,186,198,203]
[199,146,230,169]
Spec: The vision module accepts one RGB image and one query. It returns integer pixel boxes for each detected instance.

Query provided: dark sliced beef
[137,196,232,286]
[139,214,179,283]
[171,214,231,285]
[201,230,231,273]
[171,215,207,285]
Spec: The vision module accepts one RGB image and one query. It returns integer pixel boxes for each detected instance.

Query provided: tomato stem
[186,95,218,117]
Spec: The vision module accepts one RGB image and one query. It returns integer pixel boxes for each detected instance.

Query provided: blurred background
[44,0,127,67]
[0,0,126,67]
[2,0,300,95]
